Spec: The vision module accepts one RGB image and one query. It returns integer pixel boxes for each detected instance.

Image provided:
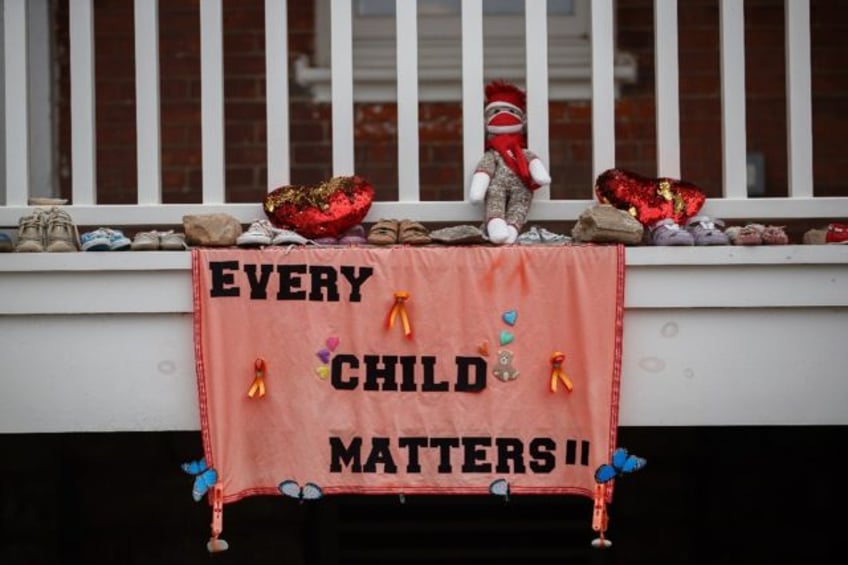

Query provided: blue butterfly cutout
[181,457,218,502]
[489,478,510,501]
[279,480,323,502]
[594,447,646,484]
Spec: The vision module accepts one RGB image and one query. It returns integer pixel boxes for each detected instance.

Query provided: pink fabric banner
[192,245,625,504]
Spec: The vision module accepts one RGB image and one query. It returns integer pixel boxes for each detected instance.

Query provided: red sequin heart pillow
[263,175,374,239]
[594,168,706,227]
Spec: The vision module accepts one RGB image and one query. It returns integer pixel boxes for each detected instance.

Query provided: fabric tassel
[591,482,611,548]
[206,482,229,553]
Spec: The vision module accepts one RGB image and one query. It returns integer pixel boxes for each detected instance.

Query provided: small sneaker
[337,225,368,245]
[271,228,314,246]
[685,216,729,246]
[44,207,80,252]
[81,228,113,251]
[81,228,130,251]
[159,231,188,250]
[726,224,763,246]
[131,230,161,250]
[803,223,848,245]
[649,218,694,246]
[237,219,276,247]
[106,228,132,250]
[517,225,571,245]
[128,230,186,250]
[15,209,48,252]
[0,232,13,252]
[517,226,544,245]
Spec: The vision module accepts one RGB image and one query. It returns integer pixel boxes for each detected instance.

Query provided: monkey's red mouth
[488,111,523,127]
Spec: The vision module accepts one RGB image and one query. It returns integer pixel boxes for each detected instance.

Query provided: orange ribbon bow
[549,351,573,393]
[248,358,267,398]
[386,291,413,339]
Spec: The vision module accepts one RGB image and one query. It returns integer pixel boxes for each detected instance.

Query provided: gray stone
[183,213,243,246]
[571,204,644,245]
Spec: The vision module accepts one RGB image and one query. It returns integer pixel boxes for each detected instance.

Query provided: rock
[183,213,243,246]
[571,204,644,245]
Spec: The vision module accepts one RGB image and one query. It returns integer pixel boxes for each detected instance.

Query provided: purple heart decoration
[317,348,331,364]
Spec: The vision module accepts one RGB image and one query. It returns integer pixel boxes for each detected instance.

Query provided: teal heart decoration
[502,309,518,326]
[499,330,514,346]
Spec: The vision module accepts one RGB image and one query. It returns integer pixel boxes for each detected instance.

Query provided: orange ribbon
[386,291,413,339]
[549,351,573,393]
[248,358,267,398]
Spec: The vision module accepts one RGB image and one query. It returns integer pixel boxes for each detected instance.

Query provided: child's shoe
[649,219,694,246]
[685,216,729,245]
[236,219,276,247]
[14,210,47,252]
[81,228,113,251]
[44,207,80,252]
[0,232,14,252]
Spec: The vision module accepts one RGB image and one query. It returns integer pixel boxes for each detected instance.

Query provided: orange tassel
[206,482,229,552]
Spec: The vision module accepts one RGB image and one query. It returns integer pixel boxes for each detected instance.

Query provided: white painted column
[654,0,680,179]
[3,0,29,205]
[785,0,813,198]
[265,0,290,190]
[525,0,550,200]
[134,0,162,204]
[200,0,225,204]
[591,0,616,186]
[719,0,747,199]
[461,0,484,196]
[330,0,354,176]
[396,0,419,202]
[70,0,97,205]
[27,0,54,199]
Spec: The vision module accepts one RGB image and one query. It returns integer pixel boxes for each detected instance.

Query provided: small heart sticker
[316,348,330,364]
[315,366,330,380]
[499,330,514,346]
[502,310,518,326]
[326,336,340,351]
[478,340,490,356]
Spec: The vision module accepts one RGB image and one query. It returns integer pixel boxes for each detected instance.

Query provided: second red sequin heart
[594,168,706,227]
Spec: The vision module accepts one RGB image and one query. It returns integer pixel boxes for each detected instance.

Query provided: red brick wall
[54,0,847,206]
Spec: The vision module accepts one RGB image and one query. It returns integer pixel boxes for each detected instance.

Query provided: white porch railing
[1,1,847,435]
[1,0,847,227]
